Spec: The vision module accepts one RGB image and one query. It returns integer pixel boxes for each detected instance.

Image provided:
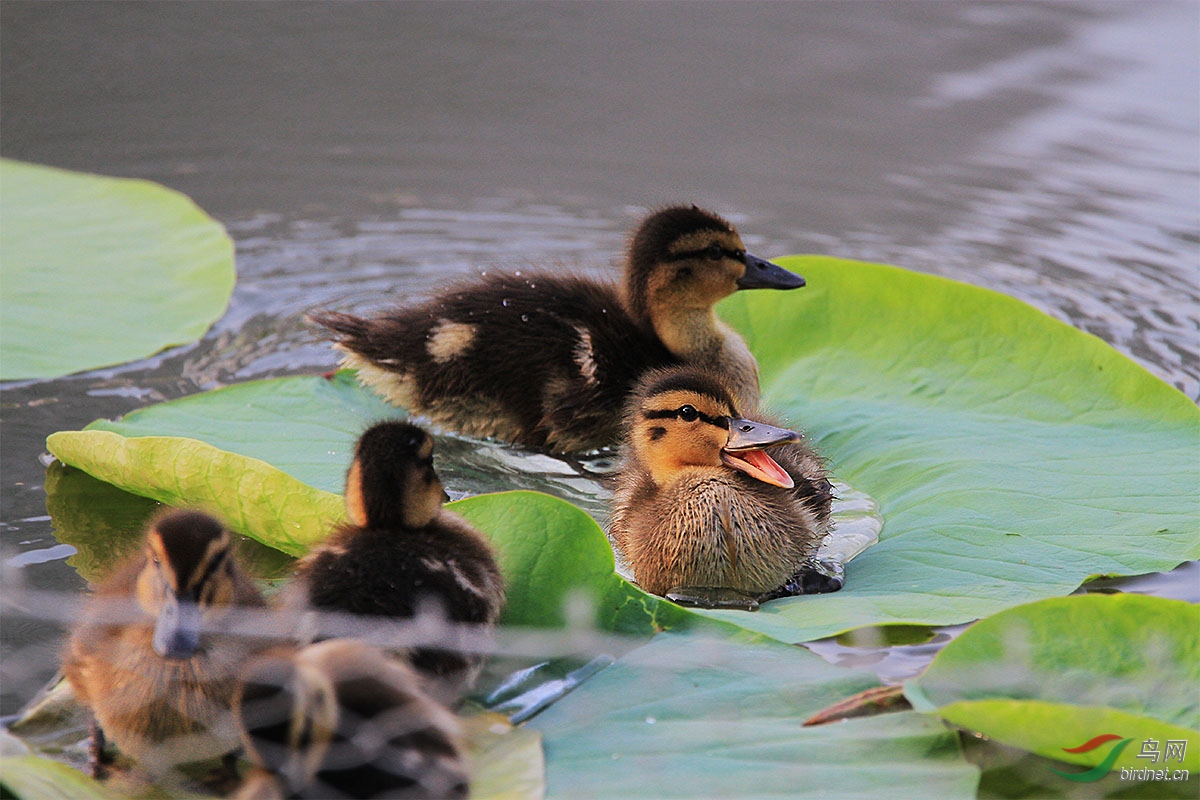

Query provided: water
[1,0,1196,739]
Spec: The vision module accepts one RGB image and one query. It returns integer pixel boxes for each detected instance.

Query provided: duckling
[62,508,267,778]
[609,366,836,611]
[308,205,804,452]
[233,639,468,799]
[290,421,505,702]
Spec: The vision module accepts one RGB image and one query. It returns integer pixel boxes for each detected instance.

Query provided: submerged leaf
[0,159,235,380]
[904,594,1200,772]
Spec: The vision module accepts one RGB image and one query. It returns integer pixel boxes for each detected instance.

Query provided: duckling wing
[312,273,676,451]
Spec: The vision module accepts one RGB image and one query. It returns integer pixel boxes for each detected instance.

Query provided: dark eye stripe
[191,545,229,600]
[663,247,745,263]
[643,408,730,429]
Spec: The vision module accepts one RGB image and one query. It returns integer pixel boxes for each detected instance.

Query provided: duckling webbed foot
[86,715,110,779]
[758,558,845,604]
[665,586,760,611]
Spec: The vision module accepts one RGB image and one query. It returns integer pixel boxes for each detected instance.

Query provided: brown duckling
[308,205,805,452]
[62,508,267,778]
[609,366,836,611]
[233,639,468,800]
[290,420,505,702]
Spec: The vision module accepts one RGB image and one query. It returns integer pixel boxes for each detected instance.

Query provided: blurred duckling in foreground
[290,420,505,702]
[62,508,267,778]
[233,639,468,800]
[609,366,837,611]
[309,205,805,452]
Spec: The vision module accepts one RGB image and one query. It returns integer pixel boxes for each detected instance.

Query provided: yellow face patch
[633,389,734,485]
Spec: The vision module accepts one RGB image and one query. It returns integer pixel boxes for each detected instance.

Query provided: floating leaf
[692,256,1200,641]
[450,491,695,635]
[526,629,980,799]
[0,754,123,800]
[45,430,344,557]
[905,594,1199,773]
[0,159,235,380]
[83,371,397,494]
[44,461,295,582]
[463,712,546,800]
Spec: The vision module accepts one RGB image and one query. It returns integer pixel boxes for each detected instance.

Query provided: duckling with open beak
[609,366,838,611]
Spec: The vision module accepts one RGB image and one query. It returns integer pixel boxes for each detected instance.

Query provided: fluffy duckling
[609,366,835,611]
[308,205,804,452]
[233,639,468,800]
[62,508,267,777]
[291,421,505,702]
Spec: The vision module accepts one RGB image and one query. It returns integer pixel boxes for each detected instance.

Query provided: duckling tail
[306,310,370,339]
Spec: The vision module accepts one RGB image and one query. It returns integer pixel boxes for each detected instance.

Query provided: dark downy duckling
[609,366,836,611]
[62,508,267,778]
[233,639,468,800]
[308,205,804,452]
[291,421,505,702]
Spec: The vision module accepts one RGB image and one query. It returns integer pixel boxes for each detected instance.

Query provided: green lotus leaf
[43,461,295,582]
[526,629,979,799]
[51,257,1199,645]
[691,256,1199,641]
[449,491,697,635]
[463,713,546,800]
[83,371,398,494]
[905,594,1200,774]
[0,159,235,380]
[0,754,123,800]
[45,430,344,557]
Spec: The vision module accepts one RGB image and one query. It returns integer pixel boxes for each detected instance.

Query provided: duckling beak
[721,418,799,488]
[152,591,202,660]
[736,253,805,290]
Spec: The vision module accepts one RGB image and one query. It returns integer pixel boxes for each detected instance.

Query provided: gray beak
[724,418,801,451]
[153,591,202,660]
[736,253,805,290]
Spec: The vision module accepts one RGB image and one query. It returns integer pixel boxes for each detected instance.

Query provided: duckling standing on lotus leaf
[289,420,505,703]
[233,639,469,800]
[309,205,805,452]
[62,508,268,779]
[609,366,838,611]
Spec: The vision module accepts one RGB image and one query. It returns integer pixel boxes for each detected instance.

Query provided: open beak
[721,418,800,488]
[736,253,805,290]
[152,591,202,660]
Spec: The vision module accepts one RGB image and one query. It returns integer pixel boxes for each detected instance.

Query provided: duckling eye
[704,244,724,260]
[677,404,699,422]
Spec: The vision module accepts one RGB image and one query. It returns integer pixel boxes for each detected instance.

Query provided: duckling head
[134,509,240,661]
[345,421,446,531]
[628,367,800,489]
[624,206,804,349]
